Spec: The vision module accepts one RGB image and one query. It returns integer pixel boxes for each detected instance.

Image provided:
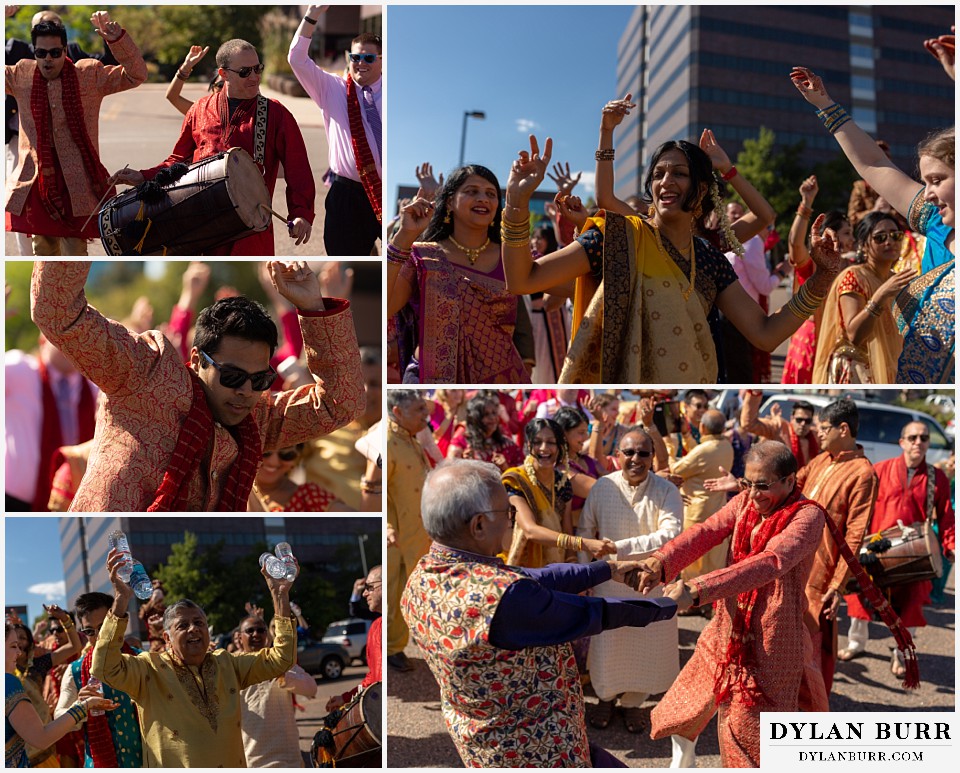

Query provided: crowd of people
[5,5,381,256]
[5,260,381,513]
[5,554,383,768]
[387,27,954,385]
[388,387,955,767]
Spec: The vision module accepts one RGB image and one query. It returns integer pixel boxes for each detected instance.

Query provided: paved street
[387,574,955,767]
[5,82,346,257]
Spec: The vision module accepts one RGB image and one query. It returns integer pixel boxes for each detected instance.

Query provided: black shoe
[387,652,415,672]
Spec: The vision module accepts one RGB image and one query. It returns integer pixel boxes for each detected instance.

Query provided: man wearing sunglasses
[402,460,675,768]
[289,5,382,256]
[4,11,146,256]
[576,429,683,735]
[841,420,954,673]
[740,391,820,468]
[111,40,315,255]
[31,260,363,511]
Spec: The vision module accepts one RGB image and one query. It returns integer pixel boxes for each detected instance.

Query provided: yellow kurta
[669,434,734,580]
[92,611,295,768]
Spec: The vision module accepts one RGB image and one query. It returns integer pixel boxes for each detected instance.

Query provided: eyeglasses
[48,627,63,635]
[263,447,298,462]
[792,417,813,425]
[481,505,517,526]
[738,475,789,492]
[363,581,382,592]
[242,627,266,635]
[346,53,379,64]
[223,63,265,78]
[34,47,64,59]
[904,434,930,443]
[200,350,276,392]
[619,448,652,458]
[79,627,99,637]
[870,231,904,245]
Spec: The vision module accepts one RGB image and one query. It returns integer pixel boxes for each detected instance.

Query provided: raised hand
[91,11,122,43]
[547,162,581,195]
[699,128,733,173]
[600,93,636,132]
[808,214,846,279]
[268,261,324,311]
[875,267,918,303]
[704,466,739,493]
[5,6,19,19]
[789,67,833,110]
[415,162,443,201]
[183,262,211,305]
[799,174,819,205]
[506,135,553,207]
[554,192,587,231]
[262,556,298,595]
[319,261,354,300]
[182,45,209,73]
[106,548,134,612]
[396,196,435,238]
[638,396,655,428]
[307,4,329,18]
[923,27,955,81]
[244,601,265,619]
[769,401,782,421]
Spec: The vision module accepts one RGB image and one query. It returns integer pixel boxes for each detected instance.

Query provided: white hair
[421,460,502,542]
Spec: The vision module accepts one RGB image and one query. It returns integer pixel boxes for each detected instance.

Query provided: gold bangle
[61,617,75,631]
[576,536,584,551]
[556,533,566,550]
[865,300,883,317]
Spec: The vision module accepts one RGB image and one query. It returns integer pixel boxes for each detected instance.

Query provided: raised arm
[790,67,920,219]
[165,45,208,116]
[386,197,432,316]
[595,94,638,216]
[288,5,337,107]
[789,175,818,269]
[90,11,147,94]
[232,561,297,688]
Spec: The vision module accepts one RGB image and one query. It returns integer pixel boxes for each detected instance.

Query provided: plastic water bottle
[107,530,133,582]
[259,552,288,580]
[87,677,105,716]
[274,542,298,581]
[129,561,154,601]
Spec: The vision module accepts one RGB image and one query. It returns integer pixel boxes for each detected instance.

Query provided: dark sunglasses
[48,626,63,635]
[224,63,264,78]
[263,447,298,462]
[79,627,99,637]
[200,350,276,392]
[346,53,379,64]
[35,47,64,59]
[619,448,652,458]
[242,626,266,635]
[738,475,789,492]
[904,434,930,443]
[870,231,904,245]
[793,417,813,425]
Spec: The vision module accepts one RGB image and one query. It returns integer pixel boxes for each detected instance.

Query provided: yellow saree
[502,463,565,568]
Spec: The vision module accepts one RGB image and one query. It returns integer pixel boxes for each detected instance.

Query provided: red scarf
[345,75,382,223]
[789,426,818,469]
[30,58,113,221]
[80,643,136,768]
[147,368,261,511]
[33,359,96,511]
[714,487,811,707]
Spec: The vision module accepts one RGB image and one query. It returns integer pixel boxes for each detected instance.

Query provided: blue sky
[5,517,67,624]
[387,5,633,217]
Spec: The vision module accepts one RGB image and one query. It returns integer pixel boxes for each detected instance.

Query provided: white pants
[846,618,916,651]
[6,139,33,255]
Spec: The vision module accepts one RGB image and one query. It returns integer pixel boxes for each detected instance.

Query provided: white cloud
[515,118,538,133]
[577,171,596,197]
[27,581,66,601]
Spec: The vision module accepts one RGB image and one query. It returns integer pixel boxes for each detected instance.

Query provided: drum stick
[260,202,293,227]
[82,164,129,232]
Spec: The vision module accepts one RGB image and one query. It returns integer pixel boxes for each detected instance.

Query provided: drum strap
[924,465,937,526]
[253,96,268,167]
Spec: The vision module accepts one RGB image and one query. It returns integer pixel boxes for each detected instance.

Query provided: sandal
[589,699,615,730]
[837,646,865,662]
[890,649,906,678]
[624,707,646,734]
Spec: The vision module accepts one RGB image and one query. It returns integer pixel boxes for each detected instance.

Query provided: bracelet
[595,148,615,162]
[576,536,584,552]
[500,213,531,248]
[360,476,382,494]
[816,103,851,134]
[796,204,813,219]
[61,617,75,631]
[785,281,824,320]
[67,701,88,725]
[721,166,738,181]
[556,533,568,550]
[386,243,412,264]
[303,15,318,24]
[865,299,883,317]
[176,68,190,81]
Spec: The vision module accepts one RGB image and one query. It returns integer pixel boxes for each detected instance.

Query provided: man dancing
[401,460,676,767]
[31,261,363,511]
[112,40,314,255]
[289,5,382,256]
[5,11,146,255]
[740,391,819,468]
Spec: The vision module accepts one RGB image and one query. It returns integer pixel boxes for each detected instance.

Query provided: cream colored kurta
[92,611,295,768]
[577,471,683,697]
[669,433,734,580]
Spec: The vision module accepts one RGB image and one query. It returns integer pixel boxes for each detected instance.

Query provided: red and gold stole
[345,75,382,223]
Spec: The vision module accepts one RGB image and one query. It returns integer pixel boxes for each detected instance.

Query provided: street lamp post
[459,110,486,167]
[358,534,369,576]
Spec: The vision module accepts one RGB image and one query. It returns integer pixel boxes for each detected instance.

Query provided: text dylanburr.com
[761,713,954,768]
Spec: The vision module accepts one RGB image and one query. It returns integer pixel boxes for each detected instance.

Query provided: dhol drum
[857,520,943,589]
[99,148,270,255]
[312,682,381,767]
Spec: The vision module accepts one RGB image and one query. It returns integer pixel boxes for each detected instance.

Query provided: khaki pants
[32,235,89,256]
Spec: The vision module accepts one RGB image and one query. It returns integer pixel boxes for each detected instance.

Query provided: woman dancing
[501,134,845,383]
[447,393,524,472]
[791,64,954,383]
[387,166,530,383]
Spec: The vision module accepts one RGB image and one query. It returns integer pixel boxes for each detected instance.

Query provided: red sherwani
[140,92,315,255]
[846,456,954,627]
[650,491,826,768]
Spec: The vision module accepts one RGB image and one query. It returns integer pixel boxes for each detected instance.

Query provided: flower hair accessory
[711,178,744,256]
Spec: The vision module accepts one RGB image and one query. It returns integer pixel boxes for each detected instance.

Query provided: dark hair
[684,389,709,405]
[387,389,422,412]
[552,405,588,433]
[12,623,34,658]
[818,210,849,236]
[524,418,568,465]
[531,223,558,256]
[193,296,278,358]
[744,441,798,479]
[464,394,507,450]
[74,592,113,622]
[700,411,726,436]
[643,140,716,228]
[854,211,900,251]
[422,165,503,244]
[32,21,67,46]
[791,400,815,417]
[820,398,859,437]
[352,32,382,53]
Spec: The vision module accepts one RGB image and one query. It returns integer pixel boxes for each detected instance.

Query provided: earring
[648,203,656,218]
[692,199,703,220]
[443,210,451,225]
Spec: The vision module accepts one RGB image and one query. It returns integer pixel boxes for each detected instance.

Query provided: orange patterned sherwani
[649,491,825,768]
[31,261,364,511]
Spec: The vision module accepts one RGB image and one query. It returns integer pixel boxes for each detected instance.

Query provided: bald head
[700,409,726,436]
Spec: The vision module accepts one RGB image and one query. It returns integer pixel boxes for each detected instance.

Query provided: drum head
[223,147,271,230]
[359,682,382,744]
[923,521,944,578]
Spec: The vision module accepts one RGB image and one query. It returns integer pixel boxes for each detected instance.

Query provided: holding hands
[663,579,696,612]
[584,537,618,559]
[506,135,553,206]
[91,11,122,44]
[633,556,665,595]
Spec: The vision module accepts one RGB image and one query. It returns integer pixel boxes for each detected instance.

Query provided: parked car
[322,618,371,664]
[759,394,952,465]
[297,639,350,680]
[925,394,956,413]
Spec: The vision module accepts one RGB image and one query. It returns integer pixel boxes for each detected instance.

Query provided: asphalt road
[386,573,955,767]
[5,82,347,257]
[299,662,381,765]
